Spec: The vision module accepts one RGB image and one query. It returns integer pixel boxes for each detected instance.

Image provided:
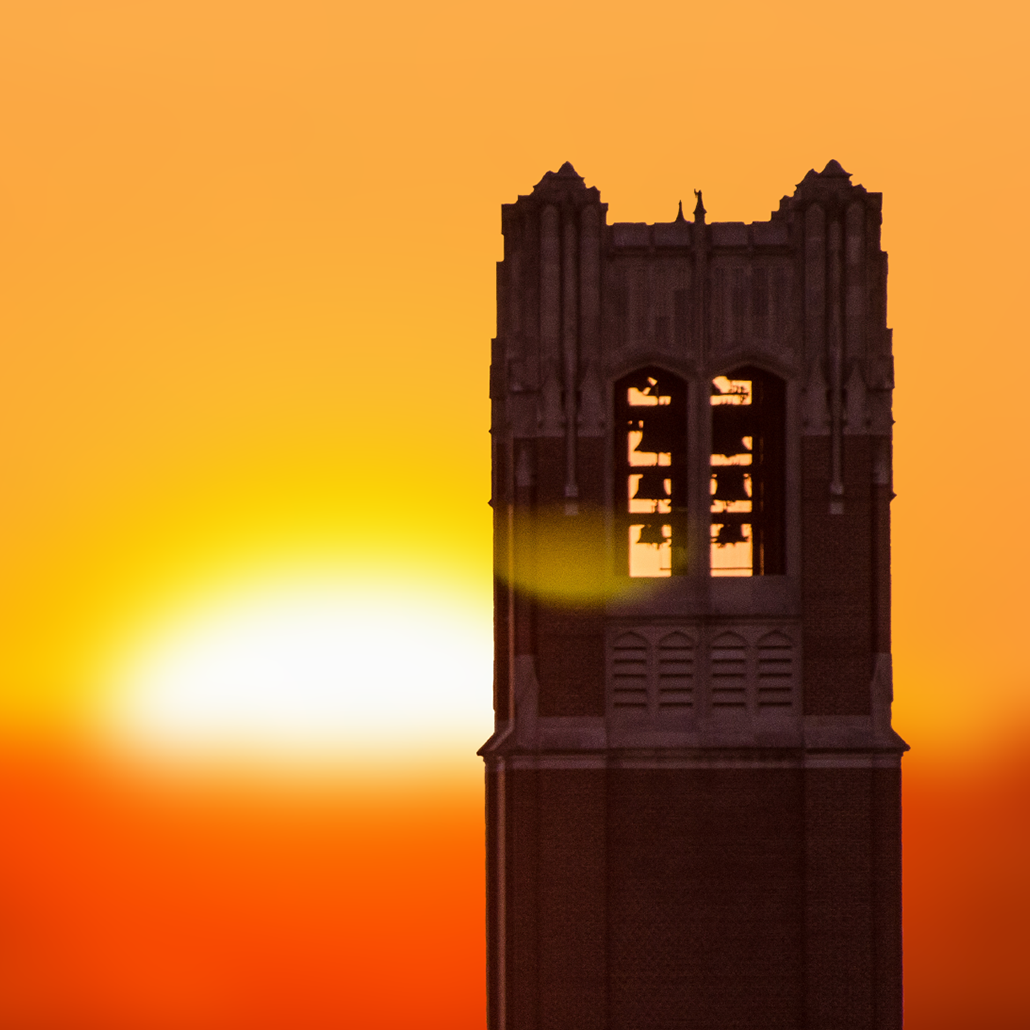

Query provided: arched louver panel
[657,632,694,709]
[710,631,747,708]
[611,632,649,710]
[756,630,794,709]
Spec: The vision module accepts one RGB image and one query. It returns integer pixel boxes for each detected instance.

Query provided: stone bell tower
[480,161,907,1030]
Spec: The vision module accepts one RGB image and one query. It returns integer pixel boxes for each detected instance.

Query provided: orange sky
[1,1,1029,1026]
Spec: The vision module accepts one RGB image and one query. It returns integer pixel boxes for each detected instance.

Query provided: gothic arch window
[710,366,785,576]
[614,367,688,577]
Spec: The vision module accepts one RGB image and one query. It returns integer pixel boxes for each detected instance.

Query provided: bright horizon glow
[95,572,493,771]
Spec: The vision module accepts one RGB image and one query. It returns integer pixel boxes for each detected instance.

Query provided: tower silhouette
[480,161,907,1030]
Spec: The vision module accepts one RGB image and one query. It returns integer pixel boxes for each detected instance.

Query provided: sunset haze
[1,1,1028,1026]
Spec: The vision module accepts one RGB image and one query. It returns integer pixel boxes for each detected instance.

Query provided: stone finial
[693,189,706,223]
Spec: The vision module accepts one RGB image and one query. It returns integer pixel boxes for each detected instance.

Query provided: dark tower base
[484,760,902,1030]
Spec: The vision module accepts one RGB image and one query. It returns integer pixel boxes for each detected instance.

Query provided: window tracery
[614,368,688,577]
[710,366,785,576]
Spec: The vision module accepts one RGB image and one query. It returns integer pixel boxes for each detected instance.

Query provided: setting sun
[95,572,492,769]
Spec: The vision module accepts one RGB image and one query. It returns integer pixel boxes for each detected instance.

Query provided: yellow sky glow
[1,0,1029,763]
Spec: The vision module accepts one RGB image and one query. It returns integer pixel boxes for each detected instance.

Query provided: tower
[481,161,908,1029]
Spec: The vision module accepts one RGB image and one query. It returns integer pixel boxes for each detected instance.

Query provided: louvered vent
[657,632,694,709]
[611,632,649,709]
[710,632,747,707]
[757,630,794,708]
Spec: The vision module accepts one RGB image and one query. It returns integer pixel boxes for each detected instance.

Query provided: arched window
[710,366,785,576]
[614,367,688,577]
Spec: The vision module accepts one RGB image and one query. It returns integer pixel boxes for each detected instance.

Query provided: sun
[95,571,493,772]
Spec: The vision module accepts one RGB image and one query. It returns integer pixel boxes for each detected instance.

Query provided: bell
[711,407,751,456]
[626,371,660,395]
[636,522,668,546]
[713,519,748,546]
[633,470,670,500]
[711,467,750,503]
[634,418,681,455]
[711,377,751,403]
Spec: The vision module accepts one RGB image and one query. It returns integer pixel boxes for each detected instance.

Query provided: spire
[675,200,685,223]
[791,159,864,205]
[820,159,851,178]
[531,162,595,200]
[693,189,706,224]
